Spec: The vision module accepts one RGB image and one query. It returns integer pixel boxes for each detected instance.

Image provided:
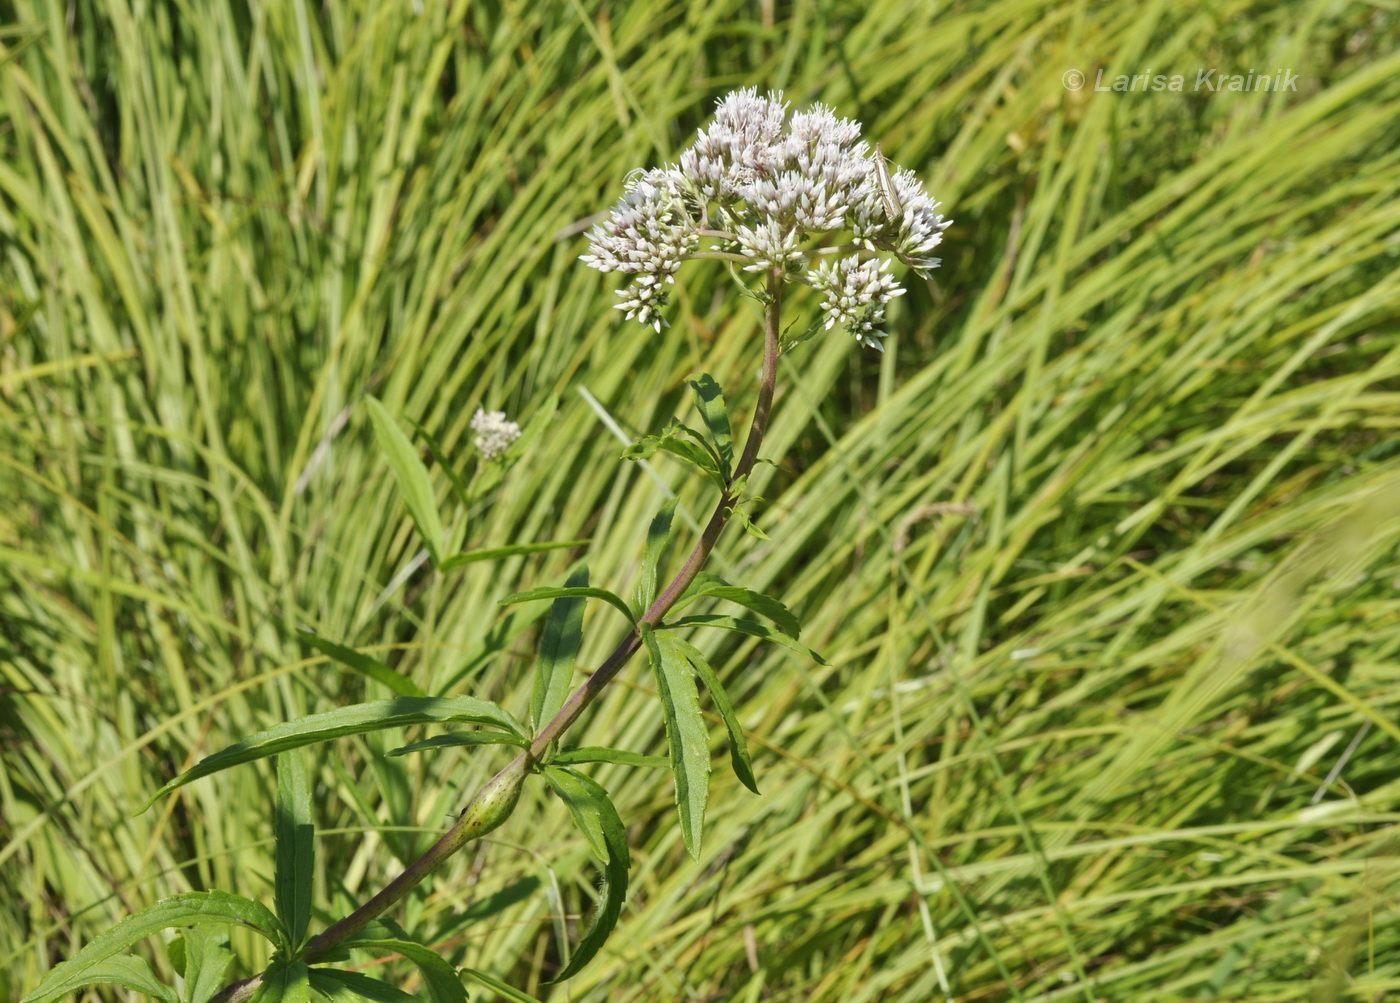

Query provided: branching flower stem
[208,271,784,1003]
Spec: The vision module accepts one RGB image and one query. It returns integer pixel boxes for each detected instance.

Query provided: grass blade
[366,396,446,567]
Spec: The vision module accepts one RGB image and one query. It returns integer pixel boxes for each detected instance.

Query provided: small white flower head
[808,257,906,351]
[471,408,521,460]
[582,88,950,346]
[580,167,698,330]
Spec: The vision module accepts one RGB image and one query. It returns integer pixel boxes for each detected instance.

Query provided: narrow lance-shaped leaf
[674,573,801,637]
[668,614,827,665]
[141,697,526,810]
[274,750,315,950]
[366,396,446,567]
[686,373,733,479]
[542,766,631,981]
[22,892,284,1003]
[296,629,425,698]
[622,421,725,489]
[387,731,528,756]
[640,623,711,859]
[308,969,419,1003]
[340,938,469,1003]
[440,538,589,571]
[635,497,678,614]
[26,955,178,1003]
[663,632,760,794]
[500,582,635,626]
[253,961,309,1003]
[170,929,234,1003]
[552,746,668,769]
[461,967,545,1003]
[531,566,589,733]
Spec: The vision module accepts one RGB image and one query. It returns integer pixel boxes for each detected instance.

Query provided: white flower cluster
[809,258,906,350]
[471,408,521,460]
[582,88,951,348]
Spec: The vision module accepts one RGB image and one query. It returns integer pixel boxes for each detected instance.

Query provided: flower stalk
[208,270,784,1003]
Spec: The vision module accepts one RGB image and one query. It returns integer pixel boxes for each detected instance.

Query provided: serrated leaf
[544,766,611,862]
[22,892,284,1003]
[254,962,309,1003]
[668,614,828,665]
[499,583,634,626]
[540,767,630,982]
[143,697,526,810]
[341,939,468,1003]
[530,567,588,733]
[635,498,678,614]
[685,373,733,479]
[297,630,426,698]
[387,730,528,756]
[29,955,179,1003]
[274,751,315,950]
[173,929,234,1003]
[440,538,588,571]
[551,746,668,769]
[640,624,710,860]
[674,577,800,638]
[308,969,419,1003]
[663,634,759,794]
[461,967,543,1003]
[366,397,445,567]
[622,422,724,488]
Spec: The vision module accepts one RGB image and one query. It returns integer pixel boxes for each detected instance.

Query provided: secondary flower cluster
[471,408,521,460]
[581,88,950,350]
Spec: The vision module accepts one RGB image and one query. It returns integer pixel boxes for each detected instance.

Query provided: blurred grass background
[3,0,1400,1000]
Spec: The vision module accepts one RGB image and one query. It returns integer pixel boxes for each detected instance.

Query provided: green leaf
[406,416,473,509]
[387,731,528,755]
[440,538,588,571]
[308,969,419,1003]
[274,751,315,950]
[664,634,759,794]
[254,962,310,1003]
[668,614,828,665]
[530,567,588,734]
[640,624,710,860]
[543,766,610,862]
[296,630,426,698]
[22,892,284,1003]
[143,697,526,810]
[686,373,733,479]
[28,955,179,1003]
[499,583,635,626]
[366,396,446,567]
[461,967,543,1003]
[635,498,678,614]
[540,767,630,982]
[342,939,468,1003]
[729,502,770,540]
[675,575,801,638]
[171,929,234,1003]
[622,421,724,488]
[551,746,668,769]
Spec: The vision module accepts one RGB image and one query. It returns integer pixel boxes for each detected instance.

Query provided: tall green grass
[3,0,1399,999]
